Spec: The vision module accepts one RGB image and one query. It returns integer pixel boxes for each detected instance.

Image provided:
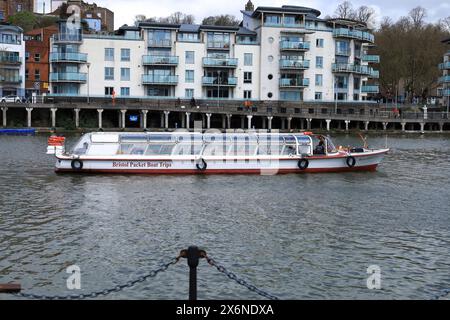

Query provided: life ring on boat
[71,160,83,171]
[196,158,207,171]
[346,156,356,168]
[298,159,309,170]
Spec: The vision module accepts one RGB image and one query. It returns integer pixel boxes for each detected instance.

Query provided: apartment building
[0,23,25,97]
[0,0,34,21]
[438,38,450,109]
[49,3,379,104]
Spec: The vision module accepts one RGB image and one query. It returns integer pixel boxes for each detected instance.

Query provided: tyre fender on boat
[196,158,207,171]
[346,156,356,168]
[71,159,83,171]
[298,159,309,170]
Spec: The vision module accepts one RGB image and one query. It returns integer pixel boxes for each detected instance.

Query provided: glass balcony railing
[332,63,377,76]
[0,75,22,83]
[142,55,179,65]
[53,34,82,43]
[333,28,375,43]
[439,62,450,70]
[443,88,450,96]
[202,77,237,86]
[148,39,172,47]
[279,59,310,69]
[361,85,379,93]
[335,48,351,56]
[362,55,380,63]
[0,55,21,64]
[280,41,310,50]
[279,78,309,87]
[370,70,380,78]
[142,74,178,85]
[203,57,238,68]
[49,72,87,82]
[49,52,88,63]
[207,41,231,50]
[439,75,450,83]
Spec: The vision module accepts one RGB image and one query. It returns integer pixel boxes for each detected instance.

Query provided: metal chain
[202,254,280,300]
[14,256,180,300]
[432,289,450,300]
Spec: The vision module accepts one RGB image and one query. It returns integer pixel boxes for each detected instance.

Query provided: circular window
[268,74,273,80]
[268,92,273,98]
[268,55,274,62]
[268,37,274,43]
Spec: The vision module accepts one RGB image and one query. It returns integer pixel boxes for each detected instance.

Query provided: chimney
[245,0,254,12]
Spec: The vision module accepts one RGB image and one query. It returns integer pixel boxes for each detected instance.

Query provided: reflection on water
[0,134,449,299]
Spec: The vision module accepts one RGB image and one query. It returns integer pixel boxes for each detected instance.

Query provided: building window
[354,77,360,90]
[315,74,323,86]
[105,67,114,80]
[244,53,253,66]
[105,48,114,61]
[17,4,22,12]
[34,69,40,81]
[120,87,130,96]
[315,92,322,100]
[244,72,252,84]
[244,90,252,99]
[185,70,194,83]
[316,39,324,48]
[25,69,29,80]
[185,89,194,98]
[34,53,40,62]
[105,87,114,95]
[353,94,359,101]
[185,51,194,64]
[121,49,130,61]
[25,52,29,61]
[316,56,323,68]
[120,68,130,81]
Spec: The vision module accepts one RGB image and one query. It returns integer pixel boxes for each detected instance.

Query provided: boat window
[257,144,275,155]
[283,135,297,145]
[228,144,257,156]
[145,144,175,155]
[149,134,174,143]
[130,144,147,155]
[172,143,202,156]
[325,136,337,153]
[121,134,148,143]
[281,145,296,155]
[118,143,133,154]
[203,143,228,156]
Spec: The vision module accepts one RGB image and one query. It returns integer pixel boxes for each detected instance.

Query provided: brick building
[0,0,34,21]
[24,24,57,95]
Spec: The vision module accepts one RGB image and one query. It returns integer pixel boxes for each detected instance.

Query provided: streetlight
[87,62,90,104]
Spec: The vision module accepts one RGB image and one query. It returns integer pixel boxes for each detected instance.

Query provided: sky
[35,0,450,29]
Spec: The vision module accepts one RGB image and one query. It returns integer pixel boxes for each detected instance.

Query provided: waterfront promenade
[1,97,449,132]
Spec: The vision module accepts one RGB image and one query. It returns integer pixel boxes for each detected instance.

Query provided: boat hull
[54,150,388,175]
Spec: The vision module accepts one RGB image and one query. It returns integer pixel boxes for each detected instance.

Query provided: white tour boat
[47,132,389,174]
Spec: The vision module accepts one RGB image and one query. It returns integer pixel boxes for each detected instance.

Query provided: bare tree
[355,6,376,26]
[134,14,147,25]
[439,16,450,32]
[202,15,240,26]
[409,6,427,28]
[166,12,195,24]
[334,1,356,20]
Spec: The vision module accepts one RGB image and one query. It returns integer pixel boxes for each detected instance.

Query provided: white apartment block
[49,3,379,104]
[0,24,25,97]
[438,37,450,108]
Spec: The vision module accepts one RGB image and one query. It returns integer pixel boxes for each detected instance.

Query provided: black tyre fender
[71,159,83,171]
[346,156,356,168]
[298,159,309,170]
[196,158,207,171]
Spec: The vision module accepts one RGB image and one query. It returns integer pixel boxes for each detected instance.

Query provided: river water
[0,133,449,300]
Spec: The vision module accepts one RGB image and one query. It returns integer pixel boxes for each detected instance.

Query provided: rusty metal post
[0,284,21,294]
[187,246,201,301]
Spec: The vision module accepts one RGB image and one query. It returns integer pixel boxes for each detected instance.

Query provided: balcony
[443,88,450,96]
[361,85,379,93]
[362,55,380,63]
[202,77,237,86]
[332,63,377,76]
[50,72,87,83]
[279,78,309,88]
[142,74,178,85]
[142,55,179,66]
[280,41,310,51]
[207,41,230,50]
[335,48,351,56]
[439,62,450,70]
[0,75,22,84]
[0,54,21,65]
[203,57,238,68]
[333,28,375,43]
[148,40,172,47]
[280,59,310,69]
[439,75,450,83]
[53,34,82,43]
[49,52,88,63]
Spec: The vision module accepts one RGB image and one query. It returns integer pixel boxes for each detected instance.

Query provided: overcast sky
[37,0,450,29]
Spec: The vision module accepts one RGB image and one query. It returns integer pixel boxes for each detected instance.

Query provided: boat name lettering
[112,161,172,168]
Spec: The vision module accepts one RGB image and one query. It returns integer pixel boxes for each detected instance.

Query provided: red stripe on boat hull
[55,164,378,175]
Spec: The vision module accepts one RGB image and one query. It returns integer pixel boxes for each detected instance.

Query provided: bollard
[180,246,206,301]
[0,283,21,294]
